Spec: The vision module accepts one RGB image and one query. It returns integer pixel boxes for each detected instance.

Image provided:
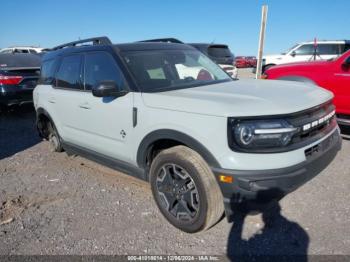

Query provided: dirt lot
[0,69,350,257]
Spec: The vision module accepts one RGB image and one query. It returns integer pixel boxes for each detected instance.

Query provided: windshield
[282,44,299,55]
[122,49,232,92]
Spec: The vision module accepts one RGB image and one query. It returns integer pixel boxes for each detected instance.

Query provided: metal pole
[256,5,268,79]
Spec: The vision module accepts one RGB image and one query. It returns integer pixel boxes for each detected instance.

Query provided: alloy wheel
[156,164,200,222]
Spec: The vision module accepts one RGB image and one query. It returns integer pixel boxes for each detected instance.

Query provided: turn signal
[219,175,233,183]
[260,74,268,79]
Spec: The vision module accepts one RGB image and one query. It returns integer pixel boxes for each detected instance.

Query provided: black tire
[149,145,224,233]
[47,121,63,152]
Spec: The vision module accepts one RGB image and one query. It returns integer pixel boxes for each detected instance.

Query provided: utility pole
[256,5,268,79]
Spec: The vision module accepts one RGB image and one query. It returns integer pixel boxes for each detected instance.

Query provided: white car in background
[0,46,45,54]
[263,40,350,71]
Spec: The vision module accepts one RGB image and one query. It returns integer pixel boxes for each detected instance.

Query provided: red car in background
[246,56,257,67]
[265,50,350,133]
[235,56,249,68]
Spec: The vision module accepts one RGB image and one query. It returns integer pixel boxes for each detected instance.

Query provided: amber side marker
[260,74,268,79]
[219,175,233,183]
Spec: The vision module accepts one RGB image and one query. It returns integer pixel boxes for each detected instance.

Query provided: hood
[271,60,333,70]
[142,80,333,117]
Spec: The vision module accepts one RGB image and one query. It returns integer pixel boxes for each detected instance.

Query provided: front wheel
[149,146,224,233]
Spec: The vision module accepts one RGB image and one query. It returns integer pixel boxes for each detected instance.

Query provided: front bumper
[212,128,342,220]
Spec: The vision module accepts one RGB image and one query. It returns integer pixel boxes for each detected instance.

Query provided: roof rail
[139,38,184,44]
[51,36,112,51]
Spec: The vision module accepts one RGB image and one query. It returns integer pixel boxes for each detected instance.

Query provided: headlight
[228,119,298,153]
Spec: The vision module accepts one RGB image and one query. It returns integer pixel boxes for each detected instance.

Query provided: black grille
[289,101,336,147]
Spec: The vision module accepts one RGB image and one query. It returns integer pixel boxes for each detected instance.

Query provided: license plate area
[304,131,337,159]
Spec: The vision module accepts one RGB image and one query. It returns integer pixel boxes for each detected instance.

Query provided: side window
[84,52,125,91]
[39,59,58,85]
[317,44,340,55]
[294,44,314,55]
[56,55,83,89]
[29,49,38,54]
[15,49,29,53]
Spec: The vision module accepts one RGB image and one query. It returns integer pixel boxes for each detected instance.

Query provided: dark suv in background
[141,38,238,78]
[0,53,41,110]
[188,43,237,78]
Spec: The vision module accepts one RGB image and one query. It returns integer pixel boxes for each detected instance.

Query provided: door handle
[48,97,56,104]
[79,102,91,109]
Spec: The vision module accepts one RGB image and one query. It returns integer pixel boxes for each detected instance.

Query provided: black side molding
[133,107,138,127]
[63,141,147,181]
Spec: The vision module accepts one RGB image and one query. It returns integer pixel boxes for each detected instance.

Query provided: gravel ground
[0,70,349,257]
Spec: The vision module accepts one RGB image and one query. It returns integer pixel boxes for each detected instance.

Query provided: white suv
[0,46,44,54]
[263,40,350,71]
[34,37,341,233]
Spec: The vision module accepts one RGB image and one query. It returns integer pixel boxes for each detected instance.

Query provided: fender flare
[36,107,53,121]
[136,129,221,169]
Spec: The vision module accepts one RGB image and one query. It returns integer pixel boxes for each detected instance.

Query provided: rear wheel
[150,146,224,233]
[47,121,63,152]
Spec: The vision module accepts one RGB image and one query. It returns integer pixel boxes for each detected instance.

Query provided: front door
[76,51,134,163]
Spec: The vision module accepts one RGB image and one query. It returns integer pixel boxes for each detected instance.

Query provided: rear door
[51,54,87,144]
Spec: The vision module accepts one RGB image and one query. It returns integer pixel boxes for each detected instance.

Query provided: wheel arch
[136,129,221,170]
[36,107,57,139]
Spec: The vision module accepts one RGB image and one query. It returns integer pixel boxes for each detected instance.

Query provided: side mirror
[290,51,296,57]
[92,80,127,98]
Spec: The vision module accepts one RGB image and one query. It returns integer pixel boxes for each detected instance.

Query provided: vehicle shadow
[0,105,41,160]
[226,191,309,261]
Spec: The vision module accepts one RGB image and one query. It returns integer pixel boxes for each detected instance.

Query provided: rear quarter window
[39,59,58,85]
[343,44,350,53]
[317,44,341,55]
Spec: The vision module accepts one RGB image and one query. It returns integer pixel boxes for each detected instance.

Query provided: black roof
[43,37,196,61]
[114,42,195,52]
[189,43,229,48]
[139,38,184,44]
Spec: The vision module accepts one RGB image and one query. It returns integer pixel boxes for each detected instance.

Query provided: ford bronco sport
[34,37,341,233]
